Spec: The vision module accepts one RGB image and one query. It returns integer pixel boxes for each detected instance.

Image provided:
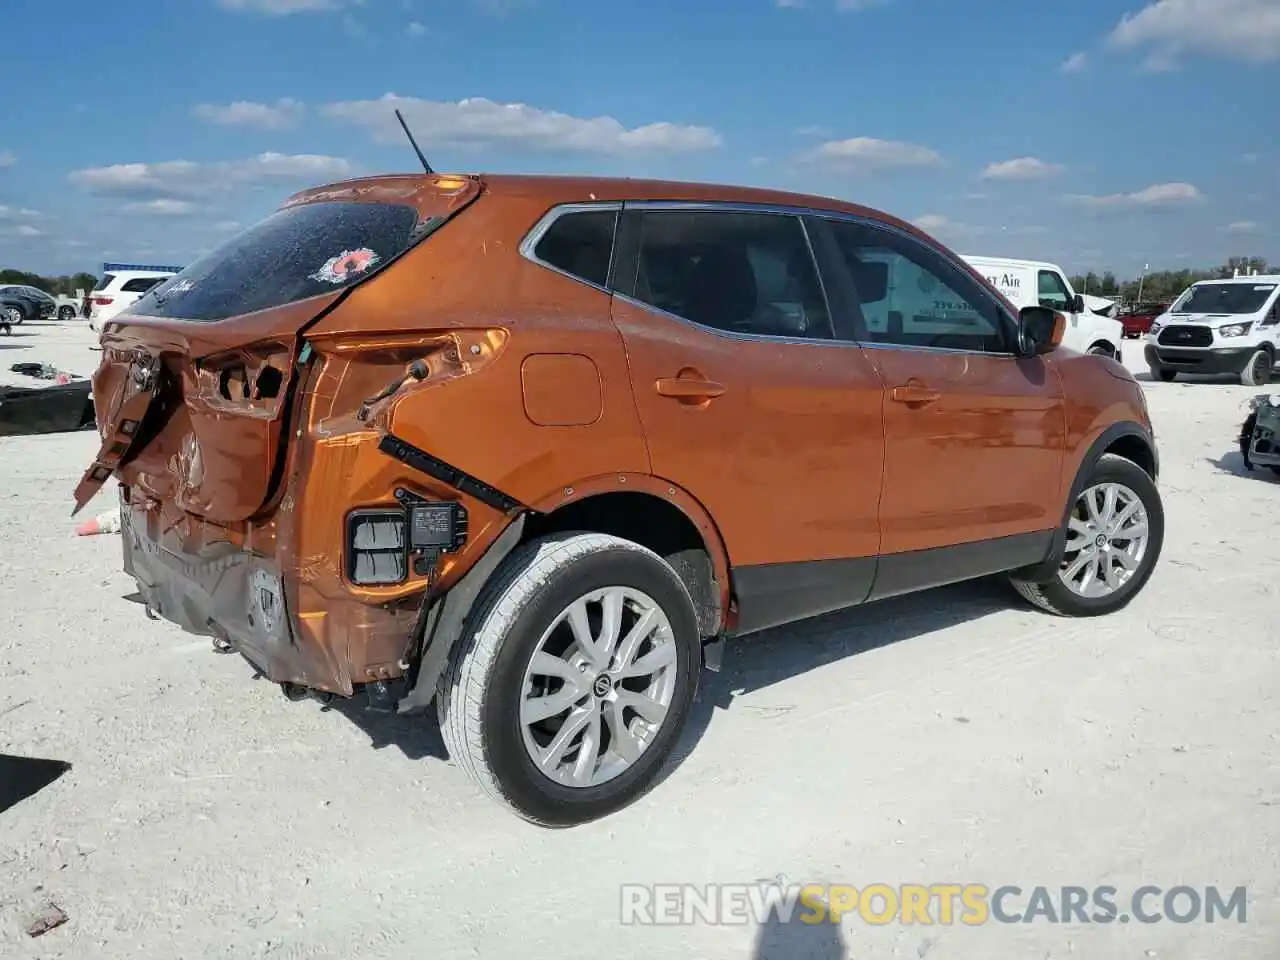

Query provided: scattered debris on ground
[26,902,69,937]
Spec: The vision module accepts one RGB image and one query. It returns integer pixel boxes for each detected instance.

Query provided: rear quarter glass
[128,201,425,323]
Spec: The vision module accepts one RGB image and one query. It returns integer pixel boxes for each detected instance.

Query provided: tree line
[4,253,1274,305]
[1068,257,1272,304]
[0,267,99,298]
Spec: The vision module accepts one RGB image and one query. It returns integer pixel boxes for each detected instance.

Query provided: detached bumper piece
[1241,395,1280,470]
[0,381,95,437]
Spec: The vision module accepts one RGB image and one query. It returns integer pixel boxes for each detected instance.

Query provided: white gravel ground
[1,321,1277,959]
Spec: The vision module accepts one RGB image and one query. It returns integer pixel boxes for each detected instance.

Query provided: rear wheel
[1087,342,1114,358]
[437,532,701,826]
[3,306,22,326]
[1241,349,1273,387]
[1011,454,1163,617]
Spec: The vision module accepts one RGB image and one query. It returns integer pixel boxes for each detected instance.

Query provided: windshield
[1170,282,1277,315]
[129,201,423,322]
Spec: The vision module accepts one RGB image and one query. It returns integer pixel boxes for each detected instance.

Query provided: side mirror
[1018,305,1065,356]
[1069,293,1085,314]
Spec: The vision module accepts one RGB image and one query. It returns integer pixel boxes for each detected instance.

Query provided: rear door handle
[890,383,941,405]
[654,377,726,401]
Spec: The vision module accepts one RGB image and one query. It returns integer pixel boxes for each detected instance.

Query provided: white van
[960,255,1124,358]
[1144,275,1280,385]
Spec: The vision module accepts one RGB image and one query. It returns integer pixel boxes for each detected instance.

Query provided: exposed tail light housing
[92,296,114,305]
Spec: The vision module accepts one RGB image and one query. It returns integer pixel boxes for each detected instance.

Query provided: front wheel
[1149,365,1176,382]
[57,305,76,322]
[3,306,22,326]
[1088,343,1114,358]
[1241,349,1273,387]
[437,532,701,826]
[1011,454,1164,617]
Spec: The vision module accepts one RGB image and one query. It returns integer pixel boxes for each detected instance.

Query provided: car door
[807,215,1065,591]
[609,202,887,633]
[1037,267,1088,352]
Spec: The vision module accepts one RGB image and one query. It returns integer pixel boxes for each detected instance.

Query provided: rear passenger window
[623,210,832,340]
[121,277,163,293]
[532,209,618,288]
[822,218,1010,353]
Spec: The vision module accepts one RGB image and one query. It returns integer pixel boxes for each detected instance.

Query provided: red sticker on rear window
[311,248,380,284]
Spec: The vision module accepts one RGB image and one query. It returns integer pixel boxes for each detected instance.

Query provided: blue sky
[1,0,1277,279]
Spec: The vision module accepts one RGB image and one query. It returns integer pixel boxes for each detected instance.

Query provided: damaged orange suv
[77,173,1163,825]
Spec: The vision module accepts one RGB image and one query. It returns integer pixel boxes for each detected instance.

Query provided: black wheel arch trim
[396,512,529,714]
[1012,420,1158,584]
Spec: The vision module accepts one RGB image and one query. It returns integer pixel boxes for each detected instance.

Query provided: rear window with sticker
[129,201,422,322]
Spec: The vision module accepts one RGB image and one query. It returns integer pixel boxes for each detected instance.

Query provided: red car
[1119,302,1169,339]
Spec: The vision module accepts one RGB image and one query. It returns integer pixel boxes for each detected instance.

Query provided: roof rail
[102,262,184,273]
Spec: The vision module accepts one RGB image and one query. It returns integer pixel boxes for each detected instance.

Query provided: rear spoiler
[102,262,184,273]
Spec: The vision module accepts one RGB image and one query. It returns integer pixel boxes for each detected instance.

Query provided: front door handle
[890,383,941,405]
[654,377,726,401]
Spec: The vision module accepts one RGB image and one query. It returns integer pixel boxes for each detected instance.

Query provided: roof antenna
[394,108,434,175]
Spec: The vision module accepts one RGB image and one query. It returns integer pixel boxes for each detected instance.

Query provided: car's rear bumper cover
[119,492,419,694]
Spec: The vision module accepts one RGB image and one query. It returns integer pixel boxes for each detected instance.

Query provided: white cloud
[13,225,43,238]
[0,150,14,168]
[120,199,202,217]
[0,205,42,220]
[1060,51,1090,72]
[216,0,335,13]
[1065,181,1204,210]
[912,214,983,240]
[1226,220,1261,232]
[69,153,354,199]
[801,137,944,174]
[1108,0,1280,65]
[407,20,427,35]
[193,98,305,130]
[981,157,1065,181]
[321,93,722,154]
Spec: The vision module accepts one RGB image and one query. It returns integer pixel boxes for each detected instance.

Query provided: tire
[1149,365,1176,382]
[1240,412,1257,470]
[1087,343,1114,357]
[1240,349,1273,387]
[3,306,22,326]
[436,532,701,827]
[57,305,76,322]
[1010,453,1164,617]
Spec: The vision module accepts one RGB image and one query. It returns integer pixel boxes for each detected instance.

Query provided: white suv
[86,265,180,331]
[1144,275,1280,385]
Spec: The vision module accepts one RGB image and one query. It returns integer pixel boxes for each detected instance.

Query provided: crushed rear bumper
[120,491,419,695]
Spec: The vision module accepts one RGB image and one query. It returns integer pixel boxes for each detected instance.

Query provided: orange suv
[76,173,1163,825]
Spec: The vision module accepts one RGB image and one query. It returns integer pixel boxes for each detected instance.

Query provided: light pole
[1136,263,1149,304]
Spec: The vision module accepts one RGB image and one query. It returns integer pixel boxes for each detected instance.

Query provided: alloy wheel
[519,586,678,788]
[1058,482,1151,599]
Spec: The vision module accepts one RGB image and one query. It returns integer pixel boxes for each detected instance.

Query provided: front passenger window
[822,218,1010,353]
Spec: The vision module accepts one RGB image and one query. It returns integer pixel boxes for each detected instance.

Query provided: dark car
[0,285,55,324]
